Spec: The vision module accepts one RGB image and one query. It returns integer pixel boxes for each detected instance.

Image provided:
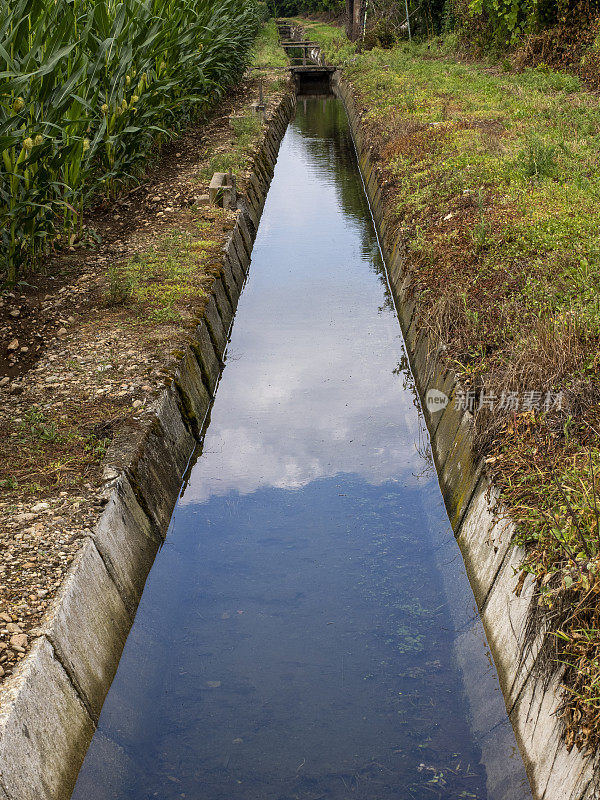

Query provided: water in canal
[71,95,530,800]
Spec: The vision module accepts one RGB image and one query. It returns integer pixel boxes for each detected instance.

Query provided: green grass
[290,18,357,65]
[199,112,264,181]
[302,21,600,361]
[251,19,289,70]
[107,226,215,322]
[299,18,600,751]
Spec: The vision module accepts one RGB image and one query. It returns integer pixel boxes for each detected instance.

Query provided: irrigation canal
[71,95,531,800]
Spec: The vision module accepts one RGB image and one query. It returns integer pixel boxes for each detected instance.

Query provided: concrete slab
[430,390,464,473]
[192,319,221,395]
[203,294,227,356]
[153,388,196,474]
[128,418,185,532]
[456,478,513,607]
[92,476,162,613]
[237,211,256,256]
[212,276,233,335]
[441,412,483,529]
[232,228,251,273]
[481,544,535,707]
[423,367,456,438]
[410,327,432,397]
[173,349,211,437]
[42,540,132,721]
[208,172,227,205]
[226,242,246,290]
[0,637,94,800]
[221,252,242,307]
[511,668,596,800]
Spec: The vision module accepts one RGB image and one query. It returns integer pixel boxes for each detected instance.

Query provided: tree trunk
[346,0,364,40]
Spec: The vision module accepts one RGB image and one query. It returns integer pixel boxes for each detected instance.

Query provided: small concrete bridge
[276,20,337,90]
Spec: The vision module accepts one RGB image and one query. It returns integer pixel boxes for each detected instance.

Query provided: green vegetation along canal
[71,95,531,800]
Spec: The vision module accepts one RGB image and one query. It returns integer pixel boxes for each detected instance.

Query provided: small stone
[7,339,18,351]
[102,466,120,482]
[0,613,12,623]
[6,623,22,634]
[195,195,210,207]
[57,327,67,336]
[15,513,35,523]
[206,681,221,688]
[9,309,20,318]
[10,633,27,650]
[132,399,143,409]
[31,502,49,512]
[20,346,28,353]
[0,377,9,387]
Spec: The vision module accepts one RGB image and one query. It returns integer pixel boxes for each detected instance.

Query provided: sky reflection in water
[70,96,529,800]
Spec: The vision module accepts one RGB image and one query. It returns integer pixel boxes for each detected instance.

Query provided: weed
[251,19,289,70]
[269,77,289,92]
[66,359,84,373]
[230,113,263,154]
[231,114,262,140]
[84,436,110,459]
[201,108,263,183]
[107,265,135,305]
[106,228,211,324]
[300,18,600,749]
[470,189,491,250]
[21,408,61,443]
[520,136,557,180]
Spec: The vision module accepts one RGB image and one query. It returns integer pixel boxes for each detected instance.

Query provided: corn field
[0,0,260,283]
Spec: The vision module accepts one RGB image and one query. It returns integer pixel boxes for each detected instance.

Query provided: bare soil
[0,70,290,684]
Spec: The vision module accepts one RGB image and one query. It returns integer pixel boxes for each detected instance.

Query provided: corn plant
[0,0,260,283]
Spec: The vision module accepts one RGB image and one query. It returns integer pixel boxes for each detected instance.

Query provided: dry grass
[304,17,600,751]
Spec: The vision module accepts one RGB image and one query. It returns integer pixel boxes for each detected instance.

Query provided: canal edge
[0,90,296,800]
[332,71,598,800]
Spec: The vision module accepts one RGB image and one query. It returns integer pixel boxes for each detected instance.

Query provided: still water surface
[71,96,530,800]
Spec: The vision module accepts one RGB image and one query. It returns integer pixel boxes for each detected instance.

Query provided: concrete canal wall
[1,27,597,798]
[334,73,598,800]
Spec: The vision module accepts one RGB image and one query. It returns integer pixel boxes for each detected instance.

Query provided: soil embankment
[291,16,600,797]
[0,22,295,800]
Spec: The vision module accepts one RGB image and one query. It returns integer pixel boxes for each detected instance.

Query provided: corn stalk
[0,0,260,282]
